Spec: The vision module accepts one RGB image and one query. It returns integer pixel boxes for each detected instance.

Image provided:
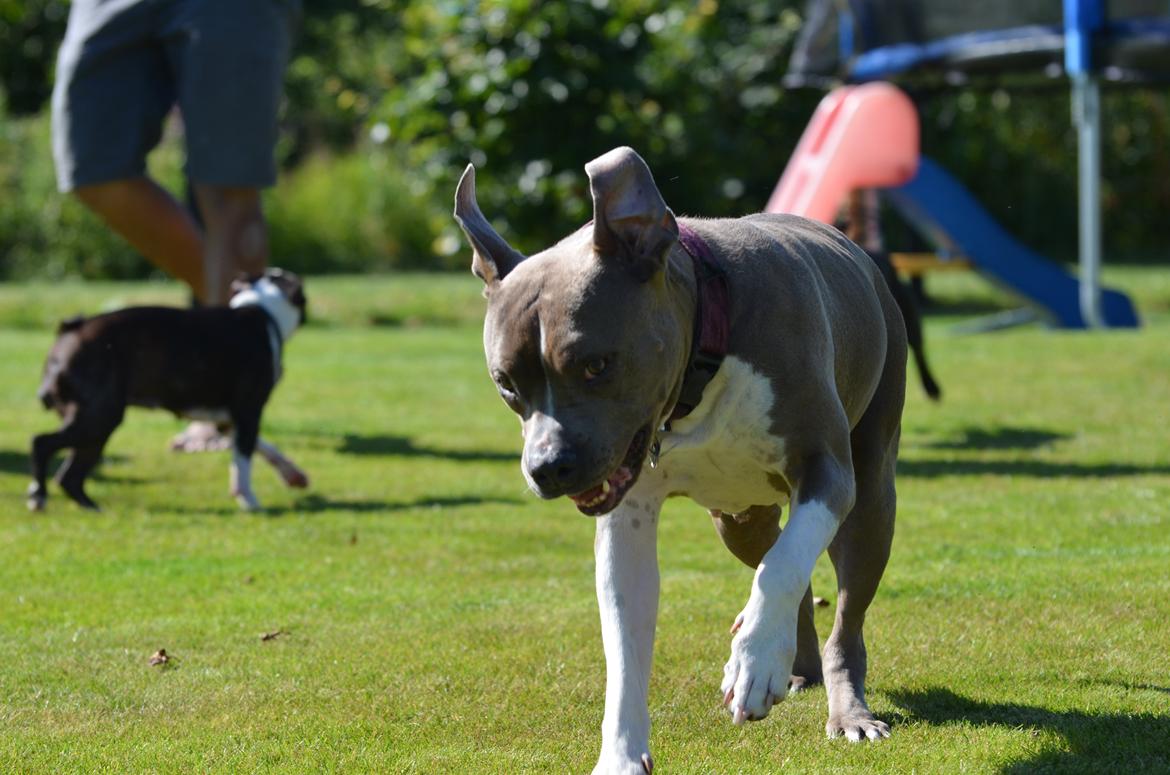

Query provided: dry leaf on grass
[260,629,287,642]
[813,596,830,608]
[149,649,170,666]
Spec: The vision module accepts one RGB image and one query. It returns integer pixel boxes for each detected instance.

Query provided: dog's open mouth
[568,425,653,517]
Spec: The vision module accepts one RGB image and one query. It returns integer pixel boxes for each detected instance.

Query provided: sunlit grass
[1,270,1168,773]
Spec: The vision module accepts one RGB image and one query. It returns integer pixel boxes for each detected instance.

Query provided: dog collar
[261,310,284,383]
[669,222,730,422]
[231,277,299,382]
[230,277,300,342]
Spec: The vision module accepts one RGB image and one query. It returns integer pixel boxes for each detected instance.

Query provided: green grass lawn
[1,269,1168,773]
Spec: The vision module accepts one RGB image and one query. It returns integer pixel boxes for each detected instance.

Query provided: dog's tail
[912,346,942,401]
[869,251,942,402]
[895,289,941,401]
[57,315,86,335]
[38,316,87,409]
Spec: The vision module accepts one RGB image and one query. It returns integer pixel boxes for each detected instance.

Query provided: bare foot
[171,422,231,452]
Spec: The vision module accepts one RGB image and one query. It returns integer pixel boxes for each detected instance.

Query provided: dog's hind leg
[55,440,110,511]
[712,505,823,689]
[256,437,309,489]
[822,456,895,741]
[822,329,905,741]
[29,405,118,511]
[29,430,67,511]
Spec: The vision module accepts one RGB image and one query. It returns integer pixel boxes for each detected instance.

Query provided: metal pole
[1065,0,1105,328]
[1072,72,1104,328]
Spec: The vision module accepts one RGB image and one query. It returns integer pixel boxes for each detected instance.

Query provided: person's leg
[164,185,267,451]
[192,185,267,305]
[52,0,212,296]
[163,0,297,451]
[165,0,299,305]
[73,178,207,299]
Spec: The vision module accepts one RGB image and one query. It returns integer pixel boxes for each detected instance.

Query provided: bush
[0,110,162,281]
[0,0,68,116]
[0,107,449,281]
[366,1,820,253]
[265,145,451,274]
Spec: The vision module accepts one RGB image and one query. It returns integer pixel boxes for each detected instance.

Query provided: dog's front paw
[826,709,890,742]
[592,751,653,775]
[721,611,795,725]
[233,491,262,511]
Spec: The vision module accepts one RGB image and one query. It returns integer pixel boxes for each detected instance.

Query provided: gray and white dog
[455,147,906,773]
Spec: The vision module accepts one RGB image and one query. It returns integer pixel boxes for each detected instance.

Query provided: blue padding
[838,11,854,70]
[850,26,1064,80]
[1109,17,1170,38]
[848,17,1170,81]
[885,157,1140,329]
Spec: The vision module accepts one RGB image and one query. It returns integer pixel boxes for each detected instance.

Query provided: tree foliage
[1,0,1166,278]
[0,0,68,115]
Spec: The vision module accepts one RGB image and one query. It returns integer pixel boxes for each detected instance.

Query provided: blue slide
[884,157,1140,328]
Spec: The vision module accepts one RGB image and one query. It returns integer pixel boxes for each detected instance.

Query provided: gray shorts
[52,0,300,192]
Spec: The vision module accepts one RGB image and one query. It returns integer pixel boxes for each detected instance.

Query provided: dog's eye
[584,357,609,381]
[493,372,518,400]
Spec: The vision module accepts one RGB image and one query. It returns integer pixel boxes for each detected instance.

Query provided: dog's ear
[586,146,678,282]
[229,272,255,296]
[454,164,526,286]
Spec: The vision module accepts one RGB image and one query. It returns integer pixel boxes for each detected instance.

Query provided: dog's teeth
[602,480,611,494]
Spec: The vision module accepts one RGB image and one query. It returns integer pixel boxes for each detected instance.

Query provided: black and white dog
[28,268,308,512]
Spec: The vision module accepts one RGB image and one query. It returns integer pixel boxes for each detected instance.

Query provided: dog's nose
[527,447,580,496]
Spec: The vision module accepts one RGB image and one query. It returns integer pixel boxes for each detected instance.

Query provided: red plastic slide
[765,82,920,222]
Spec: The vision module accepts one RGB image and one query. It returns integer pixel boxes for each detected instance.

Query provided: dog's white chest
[645,356,790,514]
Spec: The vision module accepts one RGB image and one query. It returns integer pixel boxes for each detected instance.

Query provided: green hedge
[0,110,445,280]
[0,110,151,281]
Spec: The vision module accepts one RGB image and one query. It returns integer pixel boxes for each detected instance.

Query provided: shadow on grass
[272,493,523,515]
[336,433,518,463]
[921,297,1014,319]
[921,426,1072,451]
[889,687,1170,773]
[897,458,1170,479]
[1079,678,1170,695]
[0,448,134,478]
[161,493,524,516]
[0,449,29,475]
